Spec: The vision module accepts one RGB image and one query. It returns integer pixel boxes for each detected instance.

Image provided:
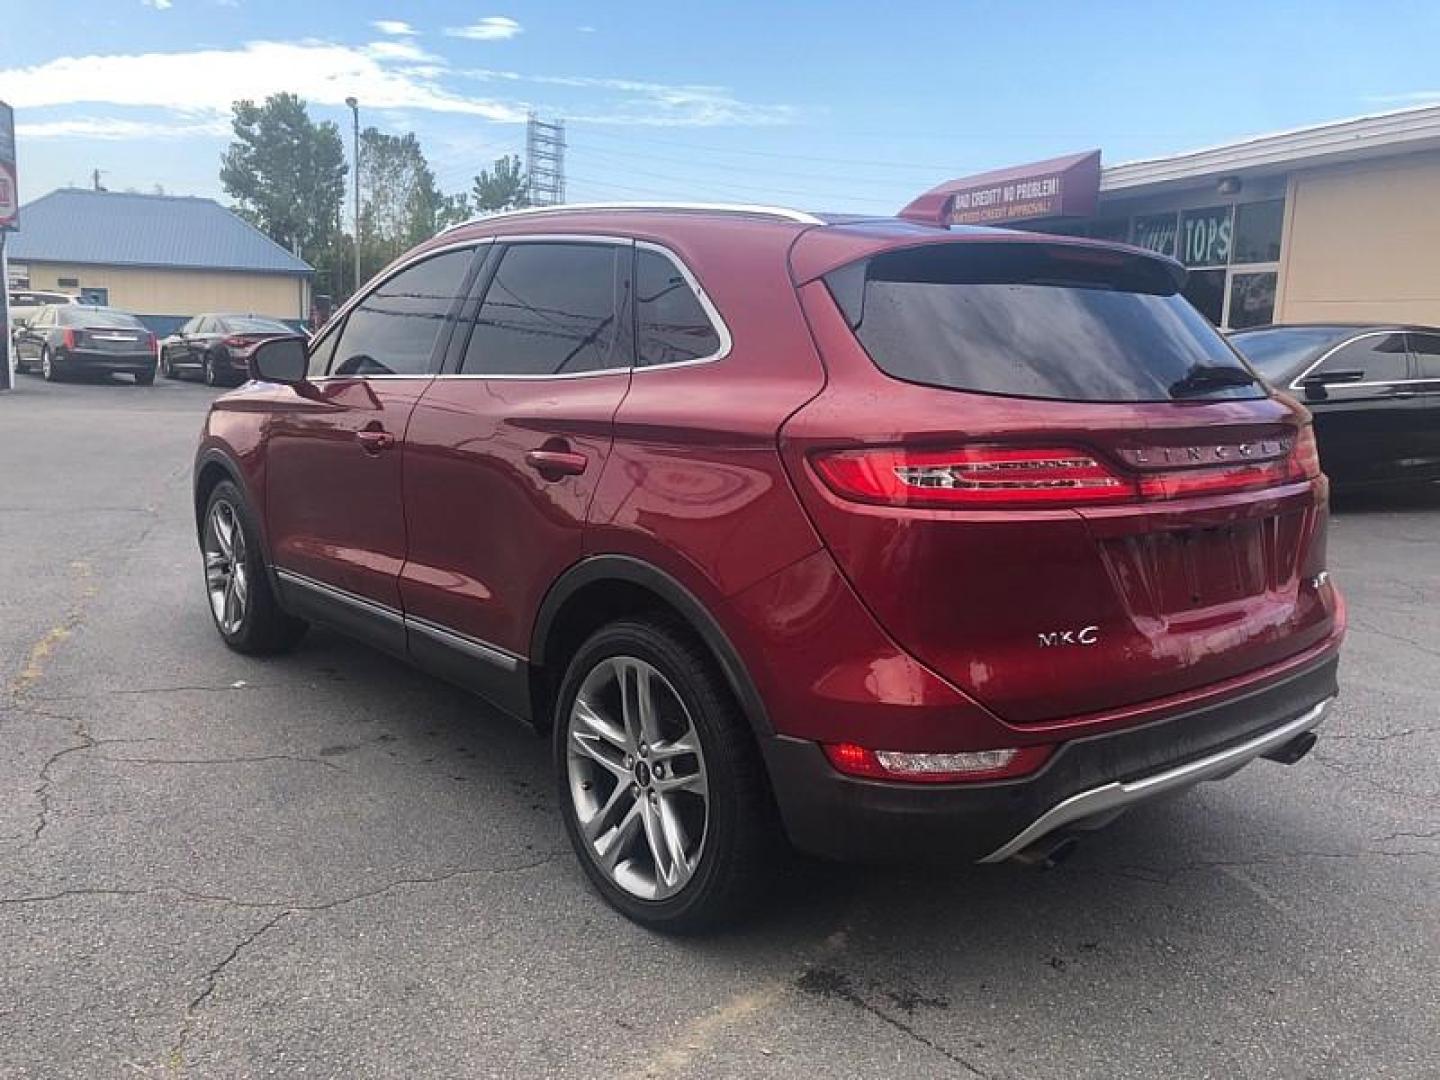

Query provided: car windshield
[826,242,1263,403]
[223,316,292,333]
[1229,327,1355,380]
[59,307,143,328]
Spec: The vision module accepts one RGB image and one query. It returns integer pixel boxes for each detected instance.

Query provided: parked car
[14,305,157,384]
[159,314,297,386]
[8,289,80,333]
[193,204,1345,930]
[1229,324,1440,489]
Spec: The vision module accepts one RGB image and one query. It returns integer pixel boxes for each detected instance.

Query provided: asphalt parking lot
[1,374,1437,1079]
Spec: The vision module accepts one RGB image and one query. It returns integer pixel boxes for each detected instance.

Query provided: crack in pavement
[794,966,987,1078]
[29,727,165,844]
[0,854,558,913]
[97,753,345,773]
[166,910,292,1073]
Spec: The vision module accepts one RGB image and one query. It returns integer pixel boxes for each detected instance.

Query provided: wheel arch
[529,556,773,738]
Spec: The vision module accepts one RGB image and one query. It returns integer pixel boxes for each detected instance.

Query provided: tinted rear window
[223,316,293,333]
[826,243,1263,403]
[60,307,143,328]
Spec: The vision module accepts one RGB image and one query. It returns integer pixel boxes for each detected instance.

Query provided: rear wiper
[1169,364,1259,398]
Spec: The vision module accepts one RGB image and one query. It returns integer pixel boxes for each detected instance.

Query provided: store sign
[1180,206,1232,267]
[899,150,1101,228]
[0,101,16,230]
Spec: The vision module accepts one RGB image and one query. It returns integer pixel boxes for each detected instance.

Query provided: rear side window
[331,248,474,377]
[1408,333,1440,380]
[1229,327,1350,381]
[1310,333,1409,384]
[635,247,722,366]
[462,242,623,376]
[826,243,1263,403]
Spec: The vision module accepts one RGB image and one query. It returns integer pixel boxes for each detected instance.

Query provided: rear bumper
[61,349,155,372]
[761,651,1339,863]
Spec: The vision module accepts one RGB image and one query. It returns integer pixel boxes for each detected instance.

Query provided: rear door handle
[524,448,589,478]
[356,428,397,454]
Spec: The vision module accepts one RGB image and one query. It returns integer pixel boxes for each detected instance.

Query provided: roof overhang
[1101,103,1440,197]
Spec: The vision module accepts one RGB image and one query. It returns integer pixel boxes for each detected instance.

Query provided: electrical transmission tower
[525,112,566,206]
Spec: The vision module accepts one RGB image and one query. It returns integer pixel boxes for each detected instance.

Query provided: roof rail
[436,201,826,236]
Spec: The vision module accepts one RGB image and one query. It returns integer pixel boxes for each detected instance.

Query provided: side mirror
[249,335,309,385]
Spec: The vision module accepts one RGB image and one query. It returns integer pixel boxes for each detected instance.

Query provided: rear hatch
[781,236,1339,725]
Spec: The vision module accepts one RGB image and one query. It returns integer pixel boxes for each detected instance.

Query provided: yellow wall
[21,262,309,320]
[1277,152,1440,325]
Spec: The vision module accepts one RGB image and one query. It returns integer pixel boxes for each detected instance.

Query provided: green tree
[220,93,346,263]
[357,128,446,275]
[471,154,530,213]
[435,191,472,231]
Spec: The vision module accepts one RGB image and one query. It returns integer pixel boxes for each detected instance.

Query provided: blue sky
[3,0,1440,216]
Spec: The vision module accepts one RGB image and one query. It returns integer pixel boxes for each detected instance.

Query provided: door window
[461,242,623,376]
[1408,333,1440,380]
[635,247,723,366]
[1310,334,1410,385]
[330,248,474,377]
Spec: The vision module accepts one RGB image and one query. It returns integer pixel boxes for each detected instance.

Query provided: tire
[161,352,177,379]
[204,352,221,387]
[40,347,62,382]
[201,480,308,654]
[554,616,778,932]
[135,367,156,386]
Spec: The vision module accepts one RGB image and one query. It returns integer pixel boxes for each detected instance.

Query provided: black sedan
[158,314,298,386]
[1230,324,1440,490]
[13,305,157,385]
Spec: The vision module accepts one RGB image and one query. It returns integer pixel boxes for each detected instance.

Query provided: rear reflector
[823,742,1052,783]
[811,429,1320,510]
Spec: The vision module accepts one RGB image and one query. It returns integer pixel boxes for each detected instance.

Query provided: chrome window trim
[633,240,732,371]
[275,569,523,670]
[436,202,825,236]
[1287,329,1415,392]
[980,697,1334,864]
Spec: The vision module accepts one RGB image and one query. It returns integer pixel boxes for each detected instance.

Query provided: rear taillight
[811,446,1134,508]
[222,335,258,348]
[823,742,1052,783]
[812,429,1321,510]
[62,328,75,349]
[145,331,158,352]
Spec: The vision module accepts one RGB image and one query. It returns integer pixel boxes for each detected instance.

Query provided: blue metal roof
[6,188,313,276]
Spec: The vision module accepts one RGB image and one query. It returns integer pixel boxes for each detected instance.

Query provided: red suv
[194,204,1345,930]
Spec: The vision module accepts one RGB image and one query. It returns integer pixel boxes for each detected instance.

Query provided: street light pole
[345,96,360,296]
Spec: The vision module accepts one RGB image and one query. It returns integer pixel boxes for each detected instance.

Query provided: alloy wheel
[202,499,249,635]
[565,656,710,901]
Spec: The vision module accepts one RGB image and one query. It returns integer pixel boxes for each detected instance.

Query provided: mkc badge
[1038,626,1099,647]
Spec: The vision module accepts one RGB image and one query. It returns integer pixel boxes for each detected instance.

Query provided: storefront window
[1182,269,1226,325]
[1228,272,1277,329]
[1179,206,1234,267]
[1233,200,1284,264]
[1132,213,1178,257]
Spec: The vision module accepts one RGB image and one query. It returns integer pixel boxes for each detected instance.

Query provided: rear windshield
[825,243,1263,403]
[1228,327,1352,380]
[60,307,143,328]
[223,316,293,333]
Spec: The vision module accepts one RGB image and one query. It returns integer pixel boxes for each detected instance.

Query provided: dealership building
[904,103,1440,330]
[6,187,312,333]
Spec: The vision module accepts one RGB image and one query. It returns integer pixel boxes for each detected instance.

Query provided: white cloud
[461,69,798,127]
[0,40,527,123]
[143,0,173,8]
[18,116,230,140]
[363,40,440,63]
[372,19,416,36]
[1364,91,1440,105]
[576,25,597,33]
[444,17,522,41]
